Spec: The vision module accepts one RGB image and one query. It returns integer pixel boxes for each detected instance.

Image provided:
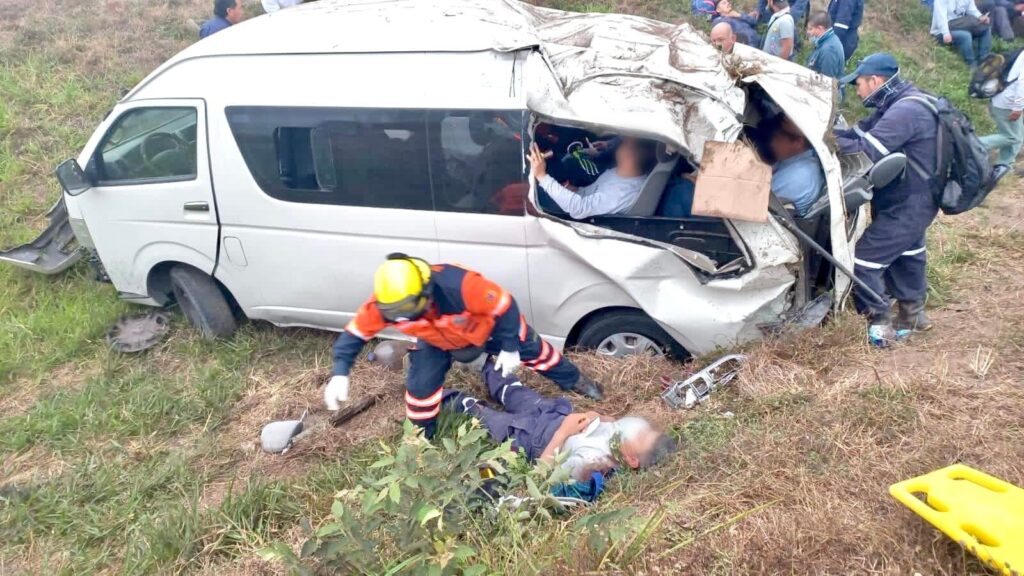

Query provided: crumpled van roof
[136,0,834,160]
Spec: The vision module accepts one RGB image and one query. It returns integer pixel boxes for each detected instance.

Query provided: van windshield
[103,109,195,152]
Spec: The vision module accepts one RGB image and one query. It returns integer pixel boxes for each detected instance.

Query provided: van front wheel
[169,265,237,338]
[576,310,687,359]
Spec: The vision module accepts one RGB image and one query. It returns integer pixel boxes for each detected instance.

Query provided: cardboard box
[691,141,771,223]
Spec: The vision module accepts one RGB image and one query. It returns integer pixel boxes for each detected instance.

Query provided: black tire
[169,265,238,338]
[576,310,688,359]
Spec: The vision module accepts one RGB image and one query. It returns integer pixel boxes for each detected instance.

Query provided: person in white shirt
[262,0,303,13]
[442,360,678,483]
[528,137,657,219]
[981,51,1024,167]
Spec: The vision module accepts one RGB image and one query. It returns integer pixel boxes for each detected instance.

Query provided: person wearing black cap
[834,53,941,347]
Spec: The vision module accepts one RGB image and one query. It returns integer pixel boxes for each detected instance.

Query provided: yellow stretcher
[890,464,1024,576]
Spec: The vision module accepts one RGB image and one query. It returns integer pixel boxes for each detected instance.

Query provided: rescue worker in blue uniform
[835,54,941,347]
[827,0,864,61]
[324,254,603,437]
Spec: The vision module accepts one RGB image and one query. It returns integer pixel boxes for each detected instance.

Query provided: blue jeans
[980,104,1024,165]
[935,29,991,67]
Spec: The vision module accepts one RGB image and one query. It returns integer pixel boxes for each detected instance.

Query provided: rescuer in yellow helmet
[325,253,603,438]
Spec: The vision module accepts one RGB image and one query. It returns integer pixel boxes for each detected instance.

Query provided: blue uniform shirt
[199,16,231,39]
[772,149,824,216]
[835,83,940,211]
[807,29,847,79]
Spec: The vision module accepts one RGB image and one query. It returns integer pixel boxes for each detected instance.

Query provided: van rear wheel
[577,310,687,359]
[169,265,237,339]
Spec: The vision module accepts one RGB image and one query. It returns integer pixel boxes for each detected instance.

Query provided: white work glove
[324,375,350,411]
[493,350,521,377]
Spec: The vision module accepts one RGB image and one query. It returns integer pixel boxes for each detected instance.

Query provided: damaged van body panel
[535,217,797,355]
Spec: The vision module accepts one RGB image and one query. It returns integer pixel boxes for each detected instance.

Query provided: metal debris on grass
[261,409,308,454]
[105,310,171,353]
[662,354,747,410]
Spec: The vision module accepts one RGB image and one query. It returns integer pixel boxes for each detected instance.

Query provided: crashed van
[1,0,885,357]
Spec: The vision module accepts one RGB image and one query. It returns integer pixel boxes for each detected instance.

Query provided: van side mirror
[55,159,91,197]
[867,153,907,190]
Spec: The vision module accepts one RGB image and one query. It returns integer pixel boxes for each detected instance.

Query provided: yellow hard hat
[374,254,432,307]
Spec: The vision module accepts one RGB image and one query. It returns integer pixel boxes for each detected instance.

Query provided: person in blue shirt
[711,0,761,47]
[199,0,245,40]
[656,118,823,219]
[827,0,864,61]
[806,12,847,79]
[769,116,824,217]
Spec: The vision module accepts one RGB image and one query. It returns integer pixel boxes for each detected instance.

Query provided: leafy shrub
[262,420,596,575]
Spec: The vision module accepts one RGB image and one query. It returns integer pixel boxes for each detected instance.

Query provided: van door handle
[183,201,210,212]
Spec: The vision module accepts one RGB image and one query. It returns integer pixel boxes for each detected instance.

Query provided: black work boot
[894,300,933,333]
[571,374,604,401]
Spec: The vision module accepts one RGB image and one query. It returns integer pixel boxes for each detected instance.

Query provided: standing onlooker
[199,0,245,39]
[834,53,942,347]
[827,0,864,61]
[931,0,993,67]
[806,12,847,79]
[262,0,303,13]
[980,51,1024,168]
[710,21,739,54]
[762,0,796,60]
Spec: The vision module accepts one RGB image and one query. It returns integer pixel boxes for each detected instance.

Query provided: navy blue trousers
[406,325,580,437]
[853,194,939,319]
[445,366,572,460]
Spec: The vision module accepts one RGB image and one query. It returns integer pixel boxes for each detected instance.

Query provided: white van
[2,0,890,357]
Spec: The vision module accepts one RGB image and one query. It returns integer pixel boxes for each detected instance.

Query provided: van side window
[94,107,198,184]
[430,110,526,216]
[226,106,433,210]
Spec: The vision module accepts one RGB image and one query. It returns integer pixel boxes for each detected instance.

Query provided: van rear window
[225,106,525,215]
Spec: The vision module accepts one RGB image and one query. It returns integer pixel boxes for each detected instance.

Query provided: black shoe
[894,300,933,333]
[571,374,604,401]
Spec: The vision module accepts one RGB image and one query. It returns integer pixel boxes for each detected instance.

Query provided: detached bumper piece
[662,354,747,410]
[0,199,82,274]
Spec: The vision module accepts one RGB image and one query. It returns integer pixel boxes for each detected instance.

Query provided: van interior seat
[626,143,680,217]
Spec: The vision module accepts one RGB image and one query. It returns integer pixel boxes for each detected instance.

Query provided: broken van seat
[626,143,680,217]
[581,214,745,266]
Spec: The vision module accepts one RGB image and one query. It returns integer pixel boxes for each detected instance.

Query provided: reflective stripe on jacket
[332,264,522,375]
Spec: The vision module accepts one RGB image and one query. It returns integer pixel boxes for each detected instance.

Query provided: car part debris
[329,395,380,428]
[0,199,82,274]
[662,354,747,410]
[105,311,171,353]
[261,409,308,454]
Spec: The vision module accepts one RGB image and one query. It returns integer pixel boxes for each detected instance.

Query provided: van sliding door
[428,110,532,323]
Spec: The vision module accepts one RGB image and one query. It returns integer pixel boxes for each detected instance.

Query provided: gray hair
[638,434,680,469]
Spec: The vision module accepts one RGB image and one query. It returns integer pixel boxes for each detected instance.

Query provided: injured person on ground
[444,360,679,482]
[529,136,659,219]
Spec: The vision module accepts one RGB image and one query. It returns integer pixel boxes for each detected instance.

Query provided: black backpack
[969,48,1023,98]
[901,94,1005,215]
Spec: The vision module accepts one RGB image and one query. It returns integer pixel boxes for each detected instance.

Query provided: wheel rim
[595,332,665,358]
